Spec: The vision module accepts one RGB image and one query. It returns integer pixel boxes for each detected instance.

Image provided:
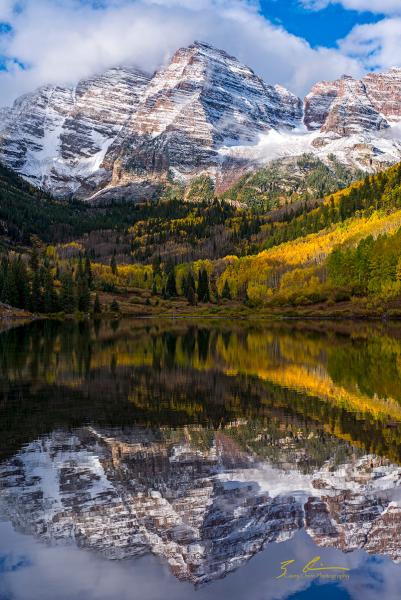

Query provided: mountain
[1,425,401,585]
[0,67,151,199]
[1,42,401,202]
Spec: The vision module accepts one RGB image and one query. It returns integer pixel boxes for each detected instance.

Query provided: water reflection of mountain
[3,320,401,585]
[1,424,401,585]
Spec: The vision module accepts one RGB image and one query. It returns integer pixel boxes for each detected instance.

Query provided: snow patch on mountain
[1,42,401,199]
[220,120,401,172]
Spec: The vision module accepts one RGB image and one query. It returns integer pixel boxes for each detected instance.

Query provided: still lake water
[2,318,401,600]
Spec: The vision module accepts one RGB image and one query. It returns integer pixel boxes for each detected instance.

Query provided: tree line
[0,248,102,314]
[261,163,401,252]
[327,228,401,300]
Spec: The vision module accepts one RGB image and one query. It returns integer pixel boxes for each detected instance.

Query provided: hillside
[0,164,244,257]
[2,157,401,319]
[211,161,401,311]
[221,154,360,211]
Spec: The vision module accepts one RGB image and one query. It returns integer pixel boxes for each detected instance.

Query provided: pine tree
[85,254,93,289]
[165,270,177,298]
[0,256,8,304]
[203,270,210,302]
[5,259,18,308]
[187,285,196,306]
[60,269,76,313]
[197,269,210,303]
[222,279,232,300]
[30,246,39,274]
[76,258,90,312]
[15,257,30,309]
[43,267,59,313]
[197,270,202,300]
[30,270,43,313]
[28,246,43,313]
[184,271,196,301]
[110,254,118,276]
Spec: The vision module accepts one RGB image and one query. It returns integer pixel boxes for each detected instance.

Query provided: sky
[3,521,401,600]
[0,0,400,106]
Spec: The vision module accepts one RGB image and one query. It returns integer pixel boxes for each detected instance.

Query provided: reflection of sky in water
[1,523,401,600]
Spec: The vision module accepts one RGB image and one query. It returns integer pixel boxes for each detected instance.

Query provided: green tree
[0,256,9,304]
[183,271,196,301]
[30,270,43,313]
[76,259,90,312]
[221,279,232,300]
[110,255,118,276]
[197,269,210,303]
[187,285,196,306]
[85,254,93,289]
[29,246,39,274]
[165,270,177,298]
[60,269,76,313]
[4,259,18,307]
[43,266,59,313]
[15,257,30,309]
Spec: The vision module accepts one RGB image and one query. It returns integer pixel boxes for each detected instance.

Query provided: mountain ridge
[1,41,401,202]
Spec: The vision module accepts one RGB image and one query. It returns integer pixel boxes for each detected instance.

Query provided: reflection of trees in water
[328,337,401,404]
[2,320,401,465]
[197,329,210,363]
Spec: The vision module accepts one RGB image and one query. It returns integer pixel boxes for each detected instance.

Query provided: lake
[1,318,401,600]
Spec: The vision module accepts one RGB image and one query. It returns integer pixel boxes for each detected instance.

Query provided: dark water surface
[1,318,401,600]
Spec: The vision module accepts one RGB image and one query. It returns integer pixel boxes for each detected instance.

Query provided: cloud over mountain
[0,0,362,105]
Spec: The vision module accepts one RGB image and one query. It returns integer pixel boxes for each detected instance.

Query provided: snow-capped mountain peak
[1,42,401,200]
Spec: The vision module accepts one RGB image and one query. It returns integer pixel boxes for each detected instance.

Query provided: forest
[1,157,401,317]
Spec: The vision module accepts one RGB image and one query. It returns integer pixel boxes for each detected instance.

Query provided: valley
[1,42,401,321]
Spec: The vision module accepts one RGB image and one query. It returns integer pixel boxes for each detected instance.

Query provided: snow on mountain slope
[96,42,303,201]
[1,42,401,200]
[0,67,151,197]
[223,70,401,172]
[133,42,302,142]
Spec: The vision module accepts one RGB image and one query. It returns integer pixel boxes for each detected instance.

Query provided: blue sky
[260,0,382,48]
[0,0,400,106]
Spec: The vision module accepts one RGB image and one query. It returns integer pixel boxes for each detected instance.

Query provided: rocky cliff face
[97,42,303,201]
[303,70,401,170]
[0,67,150,197]
[1,42,401,200]
[363,67,401,123]
[315,76,388,137]
[1,426,401,585]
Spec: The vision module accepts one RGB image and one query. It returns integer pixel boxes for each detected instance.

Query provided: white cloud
[0,0,16,21]
[301,0,401,15]
[340,17,401,70]
[300,1,401,79]
[0,0,363,106]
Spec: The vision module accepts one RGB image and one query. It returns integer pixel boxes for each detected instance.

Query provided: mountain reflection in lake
[2,319,401,600]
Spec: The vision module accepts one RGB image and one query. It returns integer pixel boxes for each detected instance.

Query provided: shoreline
[2,294,401,328]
